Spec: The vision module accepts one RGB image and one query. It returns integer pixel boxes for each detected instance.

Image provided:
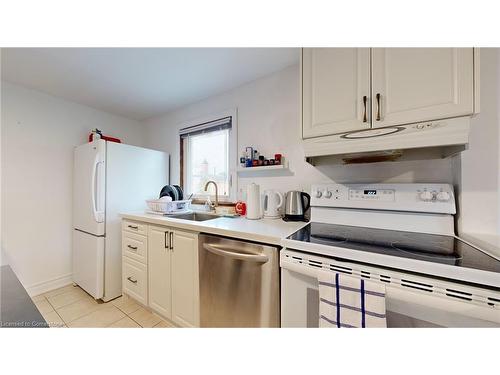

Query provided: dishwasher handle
[203,243,269,264]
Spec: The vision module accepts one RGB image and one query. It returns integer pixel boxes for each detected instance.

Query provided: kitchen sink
[169,212,219,222]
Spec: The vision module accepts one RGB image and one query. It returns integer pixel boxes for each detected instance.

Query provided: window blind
[179,116,232,138]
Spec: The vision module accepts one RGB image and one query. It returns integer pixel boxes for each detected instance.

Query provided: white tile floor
[32,285,175,328]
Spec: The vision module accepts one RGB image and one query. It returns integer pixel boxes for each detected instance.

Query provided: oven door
[281,249,500,328]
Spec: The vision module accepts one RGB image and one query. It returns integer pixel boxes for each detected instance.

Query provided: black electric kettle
[283,191,311,222]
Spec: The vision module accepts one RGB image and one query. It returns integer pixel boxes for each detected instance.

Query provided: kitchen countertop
[120,212,307,245]
[1,265,47,328]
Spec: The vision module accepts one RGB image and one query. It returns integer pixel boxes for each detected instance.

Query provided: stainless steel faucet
[204,180,219,208]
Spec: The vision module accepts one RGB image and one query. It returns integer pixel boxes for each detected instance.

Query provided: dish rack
[146,199,192,215]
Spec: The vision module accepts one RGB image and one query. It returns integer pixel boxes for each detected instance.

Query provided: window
[180,112,237,201]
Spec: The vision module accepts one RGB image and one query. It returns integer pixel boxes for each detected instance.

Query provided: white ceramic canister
[246,183,261,220]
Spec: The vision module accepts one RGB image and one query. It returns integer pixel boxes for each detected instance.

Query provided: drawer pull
[127,276,138,284]
[128,225,139,230]
[127,245,138,251]
[375,93,381,121]
[362,95,368,123]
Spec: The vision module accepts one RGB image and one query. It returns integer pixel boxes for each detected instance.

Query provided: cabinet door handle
[164,231,169,249]
[362,95,368,123]
[169,232,173,250]
[375,93,381,121]
[127,245,138,251]
[127,276,137,284]
[128,225,138,230]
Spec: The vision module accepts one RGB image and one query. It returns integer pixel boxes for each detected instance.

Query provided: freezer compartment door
[73,139,106,236]
[73,230,105,299]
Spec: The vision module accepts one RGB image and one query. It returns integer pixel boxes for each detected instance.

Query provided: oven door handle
[203,243,269,264]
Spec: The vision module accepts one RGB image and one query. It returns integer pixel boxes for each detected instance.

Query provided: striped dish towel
[318,270,387,328]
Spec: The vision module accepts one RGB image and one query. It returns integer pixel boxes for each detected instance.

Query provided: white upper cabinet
[302,48,371,138]
[301,48,476,138]
[371,48,474,128]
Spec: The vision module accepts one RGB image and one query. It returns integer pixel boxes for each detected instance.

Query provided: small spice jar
[274,154,282,165]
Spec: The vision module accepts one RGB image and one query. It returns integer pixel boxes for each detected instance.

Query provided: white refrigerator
[73,139,169,301]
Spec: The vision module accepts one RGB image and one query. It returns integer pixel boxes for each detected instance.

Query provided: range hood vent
[304,117,470,166]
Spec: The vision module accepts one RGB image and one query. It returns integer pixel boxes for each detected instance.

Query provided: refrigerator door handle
[91,154,105,223]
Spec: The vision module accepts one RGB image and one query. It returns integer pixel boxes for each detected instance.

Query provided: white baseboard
[26,273,73,297]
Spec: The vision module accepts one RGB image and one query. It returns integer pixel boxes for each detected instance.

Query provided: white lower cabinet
[122,222,200,327]
[148,226,200,327]
[122,232,148,263]
[122,220,149,306]
[122,257,148,306]
[171,230,200,327]
[148,225,172,319]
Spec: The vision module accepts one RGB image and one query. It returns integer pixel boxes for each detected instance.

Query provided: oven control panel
[348,188,395,201]
[311,183,455,214]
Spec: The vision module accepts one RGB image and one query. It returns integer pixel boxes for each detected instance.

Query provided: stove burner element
[391,242,463,265]
[310,233,347,243]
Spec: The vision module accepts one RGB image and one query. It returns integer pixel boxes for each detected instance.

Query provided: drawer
[122,220,148,236]
[122,232,148,264]
[122,257,148,306]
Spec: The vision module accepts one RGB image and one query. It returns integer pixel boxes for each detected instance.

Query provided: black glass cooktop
[288,223,500,273]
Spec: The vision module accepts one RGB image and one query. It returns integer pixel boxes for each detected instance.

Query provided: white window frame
[181,109,238,202]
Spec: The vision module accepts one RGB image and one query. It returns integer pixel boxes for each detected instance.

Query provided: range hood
[303,117,471,165]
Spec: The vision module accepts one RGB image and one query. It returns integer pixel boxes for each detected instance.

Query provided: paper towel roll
[246,183,261,220]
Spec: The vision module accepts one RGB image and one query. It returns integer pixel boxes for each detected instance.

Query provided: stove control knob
[436,191,451,202]
[419,191,434,201]
[315,190,322,198]
[324,190,332,199]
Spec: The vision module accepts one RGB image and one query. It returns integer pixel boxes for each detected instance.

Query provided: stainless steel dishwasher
[199,234,280,327]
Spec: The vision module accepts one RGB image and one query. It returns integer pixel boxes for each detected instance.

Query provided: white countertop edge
[120,212,307,246]
[281,238,500,290]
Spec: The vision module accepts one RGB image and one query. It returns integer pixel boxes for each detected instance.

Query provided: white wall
[144,64,454,201]
[1,82,145,294]
[455,48,500,236]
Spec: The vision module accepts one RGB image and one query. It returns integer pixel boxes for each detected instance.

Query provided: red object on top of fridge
[88,129,121,143]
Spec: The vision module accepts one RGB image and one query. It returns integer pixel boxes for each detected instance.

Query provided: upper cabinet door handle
[376,93,381,121]
[362,96,368,123]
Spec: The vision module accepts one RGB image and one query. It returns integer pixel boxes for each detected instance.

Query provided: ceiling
[1,48,299,120]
